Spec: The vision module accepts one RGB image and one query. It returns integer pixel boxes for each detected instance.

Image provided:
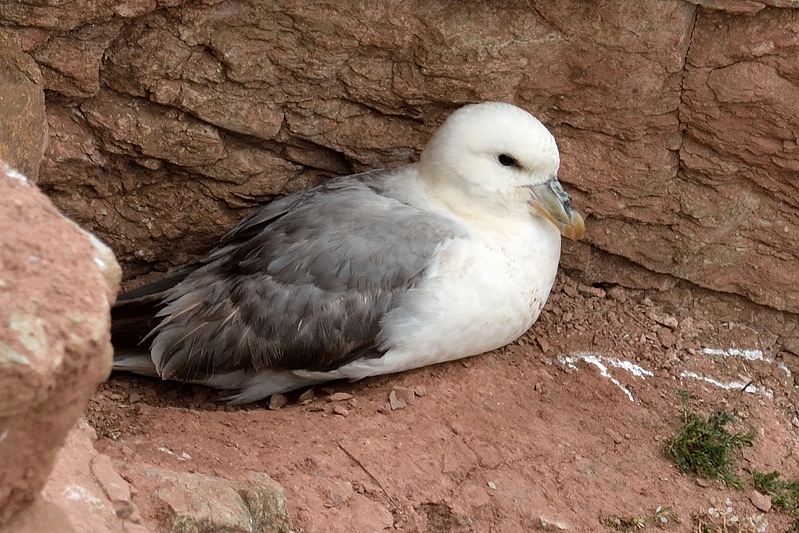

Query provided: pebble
[535,516,571,531]
[682,340,699,351]
[392,387,416,406]
[298,389,315,403]
[414,385,427,397]
[332,405,349,417]
[447,421,464,435]
[605,428,624,444]
[659,316,679,330]
[389,390,406,410]
[696,477,712,488]
[537,337,551,353]
[268,393,288,410]
[327,392,353,402]
[679,317,696,335]
[750,490,772,512]
[577,284,606,299]
[657,328,677,348]
[606,286,627,302]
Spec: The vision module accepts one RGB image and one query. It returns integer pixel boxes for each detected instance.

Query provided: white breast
[326,216,563,380]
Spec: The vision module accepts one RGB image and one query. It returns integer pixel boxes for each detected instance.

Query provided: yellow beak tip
[531,200,584,241]
[562,212,585,241]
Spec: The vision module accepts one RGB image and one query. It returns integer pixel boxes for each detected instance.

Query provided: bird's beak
[528,179,585,241]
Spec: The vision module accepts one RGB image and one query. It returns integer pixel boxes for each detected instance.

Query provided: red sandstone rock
[126,468,293,533]
[750,490,772,512]
[679,8,799,314]
[0,38,47,180]
[0,161,120,527]
[38,420,147,533]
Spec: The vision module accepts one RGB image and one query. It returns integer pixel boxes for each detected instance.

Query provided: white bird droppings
[64,485,105,509]
[702,347,764,361]
[679,370,773,399]
[6,167,29,184]
[559,352,652,403]
[158,446,192,461]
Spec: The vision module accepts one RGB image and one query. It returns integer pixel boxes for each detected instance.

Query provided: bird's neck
[417,176,533,235]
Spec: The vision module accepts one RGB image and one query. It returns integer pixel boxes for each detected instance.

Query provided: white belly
[313,218,562,381]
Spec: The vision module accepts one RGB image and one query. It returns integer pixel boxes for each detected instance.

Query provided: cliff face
[2,3,799,531]
[1,0,797,323]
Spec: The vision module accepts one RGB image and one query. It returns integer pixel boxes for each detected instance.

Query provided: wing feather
[113,171,465,383]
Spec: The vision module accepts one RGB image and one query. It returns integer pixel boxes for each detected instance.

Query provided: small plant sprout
[663,390,754,489]
[752,470,799,514]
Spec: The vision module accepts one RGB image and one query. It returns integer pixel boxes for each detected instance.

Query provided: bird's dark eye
[498,154,518,167]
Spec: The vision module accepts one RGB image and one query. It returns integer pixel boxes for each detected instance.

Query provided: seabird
[111,102,585,404]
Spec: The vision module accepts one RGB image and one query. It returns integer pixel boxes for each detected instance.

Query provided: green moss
[663,391,754,489]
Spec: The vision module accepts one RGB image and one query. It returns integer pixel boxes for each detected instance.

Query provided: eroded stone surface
[86,272,799,532]
[38,420,147,533]
[128,468,293,533]
[0,38,47,180]
[0,161,120,525]
[679,8,799,313]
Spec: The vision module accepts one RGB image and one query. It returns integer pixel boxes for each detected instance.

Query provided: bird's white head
[419,102,584,240]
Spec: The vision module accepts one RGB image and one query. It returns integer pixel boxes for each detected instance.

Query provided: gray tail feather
[112,352,159,376]
[111,263,196,363]
[111,296,164,357]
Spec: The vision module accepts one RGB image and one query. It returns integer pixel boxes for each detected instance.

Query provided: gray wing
[143,172,464,382]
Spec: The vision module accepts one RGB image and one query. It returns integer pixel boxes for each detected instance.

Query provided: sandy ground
[87,273,799,532]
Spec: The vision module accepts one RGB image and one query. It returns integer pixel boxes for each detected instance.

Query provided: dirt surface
[87,273,799,532]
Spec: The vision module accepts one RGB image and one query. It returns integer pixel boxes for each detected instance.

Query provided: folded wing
[112,172,463,383]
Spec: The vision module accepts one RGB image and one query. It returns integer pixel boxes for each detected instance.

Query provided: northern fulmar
[112,102,585,403]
